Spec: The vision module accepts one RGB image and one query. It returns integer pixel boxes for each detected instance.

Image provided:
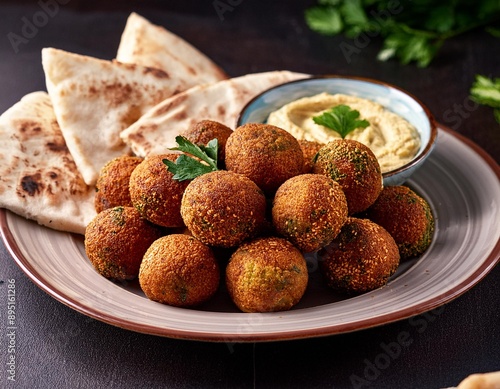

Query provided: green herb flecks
[312,104,370,138]
[163,136,219,181]
[470,74,500,123]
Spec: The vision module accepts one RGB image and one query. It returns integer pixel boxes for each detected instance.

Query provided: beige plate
[1,126,500,342]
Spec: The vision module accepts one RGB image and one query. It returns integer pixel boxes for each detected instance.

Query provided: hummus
[267,93,421,173]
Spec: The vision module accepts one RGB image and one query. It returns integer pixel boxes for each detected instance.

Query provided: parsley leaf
[470,74,500,123]
[486,26,500,37]
[378,31,441,67]
[424,5,455,33]
[163,136,219,181]
[305,6,343,35]
[305,0,500,67]
[470,75,500,108]
[312,104,370,138]
[340,0,369,37]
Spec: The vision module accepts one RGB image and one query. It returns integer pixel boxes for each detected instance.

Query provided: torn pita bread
[117,12,227,88]
[0,92,96,234]
[42,47,187,185]
[120,70,309,157]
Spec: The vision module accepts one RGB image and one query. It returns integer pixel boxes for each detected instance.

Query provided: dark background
[1,1,499,388]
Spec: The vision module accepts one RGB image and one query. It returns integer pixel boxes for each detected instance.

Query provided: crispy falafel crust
[313,139,382,215]
[225,123,304,194]
[272,174,348,253]
[180,120,233,164]
[129,154,190,227]
[181,170,267,248]
[298,139,323,173]
[318,217,400,294]
[85,206,163,280]
[94,155,143,213]
[225,237,308,312]
[139,234,220,307]
[363,185,435,259]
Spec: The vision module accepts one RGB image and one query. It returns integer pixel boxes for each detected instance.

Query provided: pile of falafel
[85,120,435,313]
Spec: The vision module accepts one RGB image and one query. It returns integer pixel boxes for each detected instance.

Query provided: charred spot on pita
[142,66,169,79]
[20,123,41,134]
[217,105,226,116]
[46,140,68,153]
[101,82,134,107]
[20,174,43,196]
[13,119,42,140]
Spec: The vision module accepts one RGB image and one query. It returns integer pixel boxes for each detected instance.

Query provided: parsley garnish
[470,74,500,123]
[305,1,500,67]
[163,136,219,181]
[312,104,370,138]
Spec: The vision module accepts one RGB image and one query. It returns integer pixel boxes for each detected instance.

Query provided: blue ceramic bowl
[237,75,438,186]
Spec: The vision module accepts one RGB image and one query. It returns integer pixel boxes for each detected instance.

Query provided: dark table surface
[1,1,499,388]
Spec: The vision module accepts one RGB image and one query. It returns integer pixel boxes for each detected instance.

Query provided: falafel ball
[94,155,143,213]
[313,139,382,215]
[129,154,190,227]
[180,120,233,165]
[225,123,304,194]
[318,217,400,294]
[181,170,267,248]
[363,185,434,259]
[225,237,308,312]
[298,139,323,173]
[139,234,220,307]
[272,174,348,253]
[85,206,163,280]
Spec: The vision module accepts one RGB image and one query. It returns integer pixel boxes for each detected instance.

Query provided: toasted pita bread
[0,92,96,234]
[117,12,227,88]
[42,47,187,185]
[120,71,309,157]
[455,371,500,389]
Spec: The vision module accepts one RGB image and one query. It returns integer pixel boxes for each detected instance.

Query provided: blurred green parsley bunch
[470,75,500,123]
[305,0,500,67]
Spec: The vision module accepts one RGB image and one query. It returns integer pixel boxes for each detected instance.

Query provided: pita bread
[117,12,227,88]
[120,71,309,157]
[42,47,187,185]
[0,92,96,234]
[455,371,500,389]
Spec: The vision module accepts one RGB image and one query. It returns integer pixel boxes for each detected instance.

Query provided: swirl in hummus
[266,92,421,173]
